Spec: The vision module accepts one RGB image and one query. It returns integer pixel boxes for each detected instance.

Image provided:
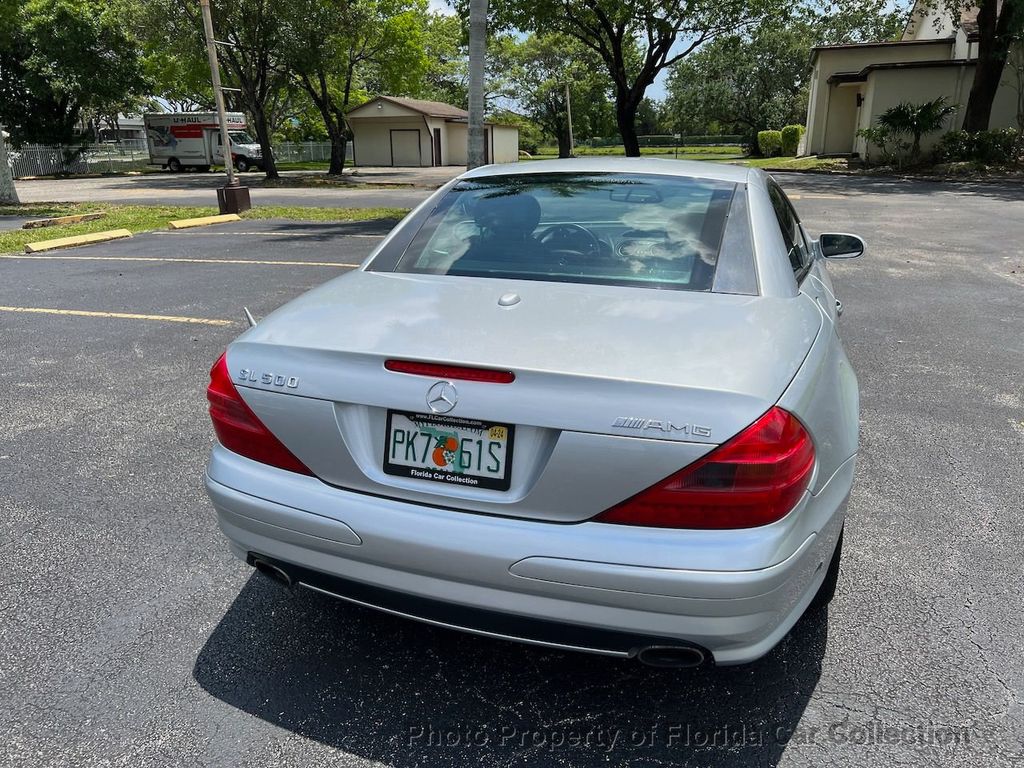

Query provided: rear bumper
[205,446,854,665]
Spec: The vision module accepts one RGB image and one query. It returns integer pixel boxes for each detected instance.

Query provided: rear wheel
[809,526,843,611]
[167,157,182,173]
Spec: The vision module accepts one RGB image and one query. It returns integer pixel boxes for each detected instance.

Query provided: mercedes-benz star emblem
[426,381,458,414]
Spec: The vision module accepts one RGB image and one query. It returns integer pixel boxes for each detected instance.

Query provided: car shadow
[772,170,1024,203]
[194,574,827,767]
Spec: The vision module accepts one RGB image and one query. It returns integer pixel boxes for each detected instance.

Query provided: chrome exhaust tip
[250,556,294,588]
[636,645,707,669]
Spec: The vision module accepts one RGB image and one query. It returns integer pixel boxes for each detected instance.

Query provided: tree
[0,0,149,146]
[877,96,957,160]
[492,0,772,156]
[467,0,488,168]
[280,0,427,175]
[0,127,19,204]
[504,33,611,156]
[664,21,811,140]
[663,2,907,141]
[143,0,287,178]
[960,0,1023,131]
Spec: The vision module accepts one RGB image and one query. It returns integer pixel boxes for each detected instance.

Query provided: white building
[804,1,1023,157]
[347,96,519,167]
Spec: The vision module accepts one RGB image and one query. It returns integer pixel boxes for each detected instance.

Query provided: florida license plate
[383,411,514,491]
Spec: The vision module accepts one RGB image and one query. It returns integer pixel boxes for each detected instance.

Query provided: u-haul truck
[143,112,264,172]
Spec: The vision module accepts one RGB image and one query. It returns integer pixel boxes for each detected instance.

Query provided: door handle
[835,299,843,316]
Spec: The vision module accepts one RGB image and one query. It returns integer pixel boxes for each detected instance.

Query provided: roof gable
[347,96,468,119]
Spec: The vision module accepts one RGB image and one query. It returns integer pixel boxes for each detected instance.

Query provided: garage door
[391,130,421,166]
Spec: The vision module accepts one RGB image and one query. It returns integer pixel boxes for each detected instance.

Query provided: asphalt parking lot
[2,175,1023,767]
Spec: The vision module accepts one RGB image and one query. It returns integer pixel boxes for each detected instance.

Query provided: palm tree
[0,127,18,206]
[467,0,489,169]
[877,97,958,161]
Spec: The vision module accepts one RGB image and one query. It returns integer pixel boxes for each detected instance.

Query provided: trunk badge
[426,381,458,414]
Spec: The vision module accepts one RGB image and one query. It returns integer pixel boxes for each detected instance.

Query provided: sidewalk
[343,165,465,188]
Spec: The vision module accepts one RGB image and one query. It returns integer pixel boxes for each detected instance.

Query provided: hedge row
[758,125,806,157]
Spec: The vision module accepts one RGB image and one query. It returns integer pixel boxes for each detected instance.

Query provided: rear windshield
[389,172,737,291]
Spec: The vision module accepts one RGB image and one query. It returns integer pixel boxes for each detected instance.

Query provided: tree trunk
[556,129,571,159]
[616,97,641,156]
[250,106,279,179]
[0,126,19,205]
[962,0,1018,132]
[467,0,489,169]
[327,123,348,175]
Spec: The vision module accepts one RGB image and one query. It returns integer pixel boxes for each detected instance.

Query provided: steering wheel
[539,223,601,257]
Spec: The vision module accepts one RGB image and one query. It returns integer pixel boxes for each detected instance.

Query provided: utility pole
[200,0,250,213]
[564,83,574,158]
[467,0,488,169]
[0,126,19,205]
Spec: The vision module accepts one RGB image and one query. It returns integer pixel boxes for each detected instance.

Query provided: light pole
[564,83,574,157]
[200,0,250,213]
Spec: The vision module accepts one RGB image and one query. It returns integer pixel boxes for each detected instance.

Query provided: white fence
[7,141,343,178]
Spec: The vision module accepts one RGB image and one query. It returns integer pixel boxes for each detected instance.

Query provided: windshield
[228,131,254,144]
[391,172,736,291]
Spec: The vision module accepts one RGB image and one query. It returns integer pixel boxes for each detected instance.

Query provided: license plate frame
[383,410,515,491]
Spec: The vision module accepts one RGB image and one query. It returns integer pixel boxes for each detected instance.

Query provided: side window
[768,183,811,281]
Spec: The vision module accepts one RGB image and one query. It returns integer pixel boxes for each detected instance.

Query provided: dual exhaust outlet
[248,554,709,669]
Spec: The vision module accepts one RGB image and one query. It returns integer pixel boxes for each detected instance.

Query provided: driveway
[1,176,1023,767]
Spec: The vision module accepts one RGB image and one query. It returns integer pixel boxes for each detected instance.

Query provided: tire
[235,157,250,172]
[809,526,843,611]
[167,157,182,173]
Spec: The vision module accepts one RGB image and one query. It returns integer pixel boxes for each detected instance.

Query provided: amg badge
[613,417,712,438]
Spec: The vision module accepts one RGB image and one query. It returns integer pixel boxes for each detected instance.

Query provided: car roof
[459,156,754,185]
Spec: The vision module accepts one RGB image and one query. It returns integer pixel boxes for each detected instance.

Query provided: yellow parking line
[0,254,359,268]
[0,306,234,326]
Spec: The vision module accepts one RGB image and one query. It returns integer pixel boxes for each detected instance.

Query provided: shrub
[781,125,805,156]
[856,125,904,167]
[936,128,1020,165]
[877,97,957,160]
[757,130,783,157]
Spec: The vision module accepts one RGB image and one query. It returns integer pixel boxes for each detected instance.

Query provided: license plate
[383,410,514,491]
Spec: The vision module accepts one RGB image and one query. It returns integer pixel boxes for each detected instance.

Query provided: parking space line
[0,306,235,326]
[0,254,360,268]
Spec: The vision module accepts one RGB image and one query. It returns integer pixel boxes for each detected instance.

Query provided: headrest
[472,193,542,237]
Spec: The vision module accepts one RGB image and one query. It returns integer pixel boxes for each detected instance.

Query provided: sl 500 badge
[237,368,299,389]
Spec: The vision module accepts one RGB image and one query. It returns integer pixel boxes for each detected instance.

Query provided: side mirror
[819,233,865,259]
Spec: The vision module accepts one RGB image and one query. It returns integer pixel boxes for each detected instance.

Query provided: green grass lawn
[273,161,332,171]
[527,144,746,161]
[0,202,409,254]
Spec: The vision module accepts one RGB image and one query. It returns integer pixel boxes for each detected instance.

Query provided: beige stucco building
[804,1,1023,158]
[346,96,519,167]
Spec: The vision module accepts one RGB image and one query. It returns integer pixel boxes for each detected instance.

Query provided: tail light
[206,353,313,476]
[594,407,814,529]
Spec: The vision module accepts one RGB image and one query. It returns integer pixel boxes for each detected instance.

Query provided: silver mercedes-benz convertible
[204,158,863,667]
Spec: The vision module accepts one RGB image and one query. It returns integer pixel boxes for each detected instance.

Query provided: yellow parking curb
[23,212,107,229]
[24,229,133,253]
[168,214,242,230]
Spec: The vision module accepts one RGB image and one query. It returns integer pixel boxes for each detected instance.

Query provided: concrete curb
[25,229,133,253]
[168,214,242,230]
[23,212,107,229]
